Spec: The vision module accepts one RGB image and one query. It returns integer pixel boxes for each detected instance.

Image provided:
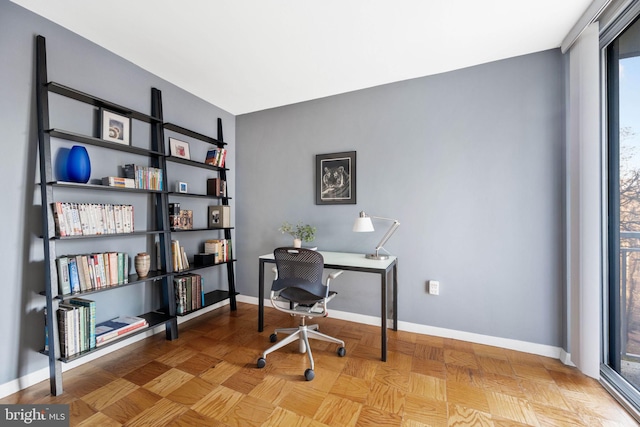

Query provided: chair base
[258,323,345,380]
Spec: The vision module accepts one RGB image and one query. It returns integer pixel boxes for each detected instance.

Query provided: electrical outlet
[428,280,440,295]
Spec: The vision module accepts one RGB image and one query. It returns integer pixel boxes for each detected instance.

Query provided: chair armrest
[329,270,343,280]
[326,270,343,289]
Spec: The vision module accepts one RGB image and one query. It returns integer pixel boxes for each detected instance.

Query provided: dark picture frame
[315,151,356,205]
[100,109,131,145]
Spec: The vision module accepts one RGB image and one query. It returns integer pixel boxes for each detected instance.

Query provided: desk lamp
[352,211,400,260]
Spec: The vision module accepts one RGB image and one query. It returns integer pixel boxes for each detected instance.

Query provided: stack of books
[95,316,148,347]
[174,274,203,315]
[204,239,232,263]
[204,148,227,168]
[102,176,135,188]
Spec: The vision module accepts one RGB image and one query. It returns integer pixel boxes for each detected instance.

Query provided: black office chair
[257,247,346,381]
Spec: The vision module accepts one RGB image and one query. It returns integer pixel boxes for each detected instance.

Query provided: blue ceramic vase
[66,145,91,183]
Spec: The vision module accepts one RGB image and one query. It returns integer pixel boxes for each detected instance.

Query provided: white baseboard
[560,349,575,366]
[0,296,571,399]
[237,295,568,360]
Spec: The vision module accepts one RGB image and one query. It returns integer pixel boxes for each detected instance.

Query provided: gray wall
[236,49,565,347]
[0,1,234,387]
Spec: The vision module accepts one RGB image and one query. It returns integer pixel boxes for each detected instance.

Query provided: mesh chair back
[272,247,326,299]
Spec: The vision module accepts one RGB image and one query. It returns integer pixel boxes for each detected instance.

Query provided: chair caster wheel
[304,368,315,381]
[257,358,266,369]
[269,333,277,343]
[337,347,346,357]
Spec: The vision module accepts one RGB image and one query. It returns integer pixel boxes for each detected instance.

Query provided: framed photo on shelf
[101,109,131,145]
[179,210,193,230]
[208,205,230,228]
[169,137,190,160]
[315,151,356,205]
[176,181,188,193]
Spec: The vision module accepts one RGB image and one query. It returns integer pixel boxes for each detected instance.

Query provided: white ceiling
[12,0,592,115]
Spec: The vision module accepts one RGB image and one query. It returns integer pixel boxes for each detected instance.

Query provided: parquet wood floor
[2,302,638,426]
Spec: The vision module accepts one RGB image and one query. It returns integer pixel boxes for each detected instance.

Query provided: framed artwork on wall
[315,151,356,205]
[169,137,191,160]
[100,109,131,145]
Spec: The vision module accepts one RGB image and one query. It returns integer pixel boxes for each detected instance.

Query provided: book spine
[108,252,118,286]
[51,202,67,236]
[201,277,205,307]
[56,256,71,295]
[69,299,96,350]
[68,257,80,294]
[123,253,129,284]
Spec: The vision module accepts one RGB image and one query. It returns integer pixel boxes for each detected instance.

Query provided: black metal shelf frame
[36,35,178,396]
[35,34,237,396]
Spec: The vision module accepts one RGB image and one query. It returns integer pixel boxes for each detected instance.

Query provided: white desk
[258,251,398,361]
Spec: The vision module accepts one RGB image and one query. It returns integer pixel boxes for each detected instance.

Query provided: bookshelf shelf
[175,290,239,317]
[164,123,226,146]
[172,259,237,275]
[50,181,165,193]
[168,191,232,200]
[165,155,228,171]
[50,230,169,241]
[48,129,165,156]
[170,227,235,233]
[50,270,170,300]
[43,311,174,363]
[46,82,162,124]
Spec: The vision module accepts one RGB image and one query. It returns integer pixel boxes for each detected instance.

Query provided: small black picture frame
[100,109,131,145]
[315,151,356,205]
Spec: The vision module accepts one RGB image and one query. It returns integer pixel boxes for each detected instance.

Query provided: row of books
[204,147,227,168]
[171,240,190,272]
[57,299,148,357]
[123,164,164,190]
[57,298,96,357]
[56,253,129,295]
[204,239,232,263]
[51,202,134,237]
[174,274,203,315]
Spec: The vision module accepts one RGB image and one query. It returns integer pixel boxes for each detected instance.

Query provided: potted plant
[279,221,316,248]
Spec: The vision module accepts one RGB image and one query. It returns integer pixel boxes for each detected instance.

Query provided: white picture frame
[169,137,191,160]
[176,181,188,193]
[101,109,131,145]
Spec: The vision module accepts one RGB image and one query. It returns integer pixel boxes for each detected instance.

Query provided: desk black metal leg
[258,259,265,332]
[393,262,398,331]
[381,271,387,362]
